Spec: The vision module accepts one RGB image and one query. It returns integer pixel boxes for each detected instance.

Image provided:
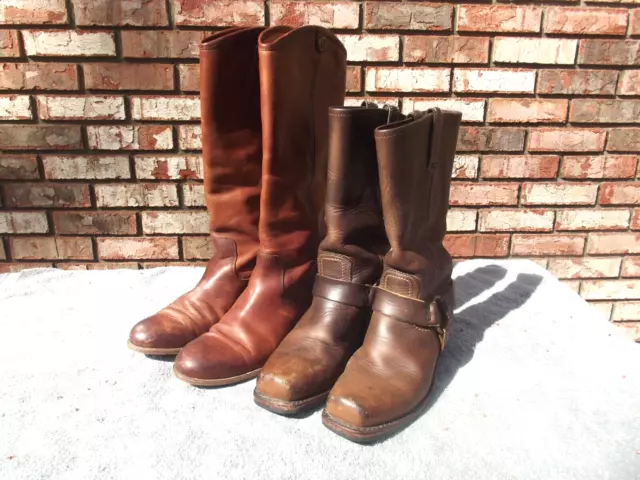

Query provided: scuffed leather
[325,109,462,429]
[128,27,264,351]
[255,105,390,403]
[174,26,347,382]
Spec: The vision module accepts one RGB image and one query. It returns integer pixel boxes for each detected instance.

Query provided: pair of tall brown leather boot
[128,26,347,386]
[254,103,462,443]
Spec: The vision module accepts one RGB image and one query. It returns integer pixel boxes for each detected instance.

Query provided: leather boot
[323,108,462,443]
[128,27,263,355]
[254,104,395,414]
[173,26,347,386]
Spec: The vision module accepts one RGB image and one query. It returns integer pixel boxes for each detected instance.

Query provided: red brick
[599,183,640,205]
[0,0,67,24]
[4,183,90,208]
[0,95,31,120]
[632,209,640,230]
[544,8,628,35]
[23,30,115,57]
[11,237,92,260]
[43,155,130,180]
[135,155,203,180]
[84,63,173,91]
[141,211,208,234]
[0,212,48,234]
[0,125,81,150]
[556,209,630,231]
[481,155,559,179]
[339,35,399,62]
[98,237,179,260]
[548,257,621,279]
[178,125,201,150]
[174,0,263,26]
[56,262,139,271]
[618,71,640,96]
[53,211,136,235]
[487,99,567,123]
[607,128,640,152]
[142,261,207,269]
[621,257,640,277]
[613,302,640,323]
[449,183,519,206]
[0,156,39,180]
[403,98,484,123]
[365,67,450,93]
[458,5,541,33]
[271,1,358,29]
[131,96,200,121]
[0,263,53,273]
[403,36,489,64]
[179,64,199,92]
[512,234,585,256]
[0,31,20,57]
[452,155,479,179]
[0,63,78,90]
[122,31,207,58]
[536,69,617,95]
[478,209,554,232]
[528,128,606,152]
[73,0,167,26]
[457,127,525,152]
[87,125,173,150]
[446,209,477,232]
[522,183,598,206]
[579,40,640,65]
[95,184,178,208]
[453,68,536,94]
[561,156,637,179]
[37,95,124,120]
[182,237,213,260]
[0,241,4,260]
[444,234,510,258]
[631,9,640,35]
[587,233,640,254]
[346,66,361,93]
[494,37,577,64]
[365,3,452,31]
[581,280,640,301]
[182,184,204,207]
[570,99,640,124]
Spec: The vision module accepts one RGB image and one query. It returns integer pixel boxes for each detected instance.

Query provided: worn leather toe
[325,392,370,428]
[128,314,195,350]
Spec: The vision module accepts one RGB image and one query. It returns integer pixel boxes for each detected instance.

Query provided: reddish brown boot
[254,104,394,414]
[128,27,264,355]
[173,26,347,385]
[323,108,462,442]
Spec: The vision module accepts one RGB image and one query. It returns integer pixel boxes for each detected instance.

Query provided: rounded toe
[128,314,193,351]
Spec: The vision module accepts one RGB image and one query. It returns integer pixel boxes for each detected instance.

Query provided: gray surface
[0,259,639,480]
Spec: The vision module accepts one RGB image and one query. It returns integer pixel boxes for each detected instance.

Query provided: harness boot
[127,27,263,355]
[323,108,462,442]
[254,104,394,414]
[173,26,347,386]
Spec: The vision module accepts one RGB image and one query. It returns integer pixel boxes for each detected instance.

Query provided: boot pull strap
[425,107,443,172]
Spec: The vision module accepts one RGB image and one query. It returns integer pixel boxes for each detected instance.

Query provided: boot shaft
[375,109,462,297]
[257,26,347,260]
[318,105,392,284]
[199,27,264,271]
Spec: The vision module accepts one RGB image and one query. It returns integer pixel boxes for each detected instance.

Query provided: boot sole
[127,341,181,356]
[253,389,329,416]
[173,366,261,387]
[321,391,432,444]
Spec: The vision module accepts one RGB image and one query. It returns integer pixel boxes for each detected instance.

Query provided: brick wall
[0,1,638,339]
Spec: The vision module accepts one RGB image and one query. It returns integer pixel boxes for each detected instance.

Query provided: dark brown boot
[323,108,462,443]
[173,26,347,386]
[253,104,394,414]
[128,27,264,355]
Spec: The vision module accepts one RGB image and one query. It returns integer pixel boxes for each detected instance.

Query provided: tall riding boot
[254,104,394,414]
[323,108,462,443]
[173,26,347,386]
[127,27,263,355]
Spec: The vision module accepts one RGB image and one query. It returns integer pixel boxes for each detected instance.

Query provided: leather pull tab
[380,267,420,299]
[317,252,352,281]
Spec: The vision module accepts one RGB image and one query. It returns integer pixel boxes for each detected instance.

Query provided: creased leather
[174,26,347,382]
[128,27,264,352]
[325,109,462,431]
